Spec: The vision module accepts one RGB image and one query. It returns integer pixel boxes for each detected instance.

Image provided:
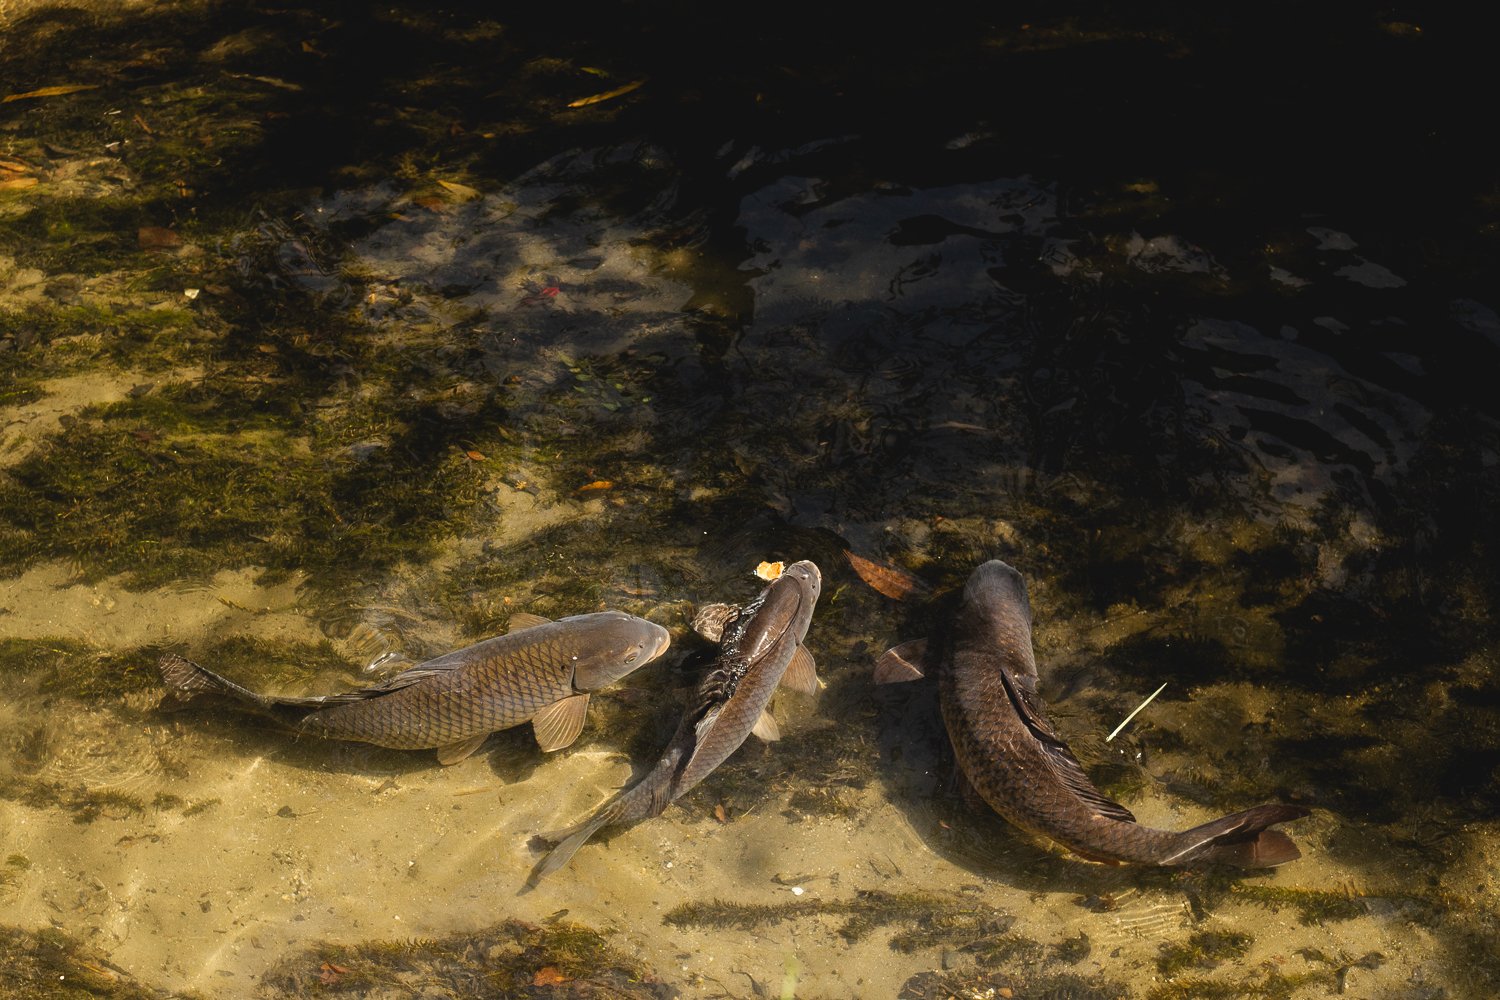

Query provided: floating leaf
[532,966,569,986]
[566,79,646,108]
[576,479,613,493]
[755,561,784,581]
[437,179,480,201]
[844,550,930,601]
[3,83,99,103]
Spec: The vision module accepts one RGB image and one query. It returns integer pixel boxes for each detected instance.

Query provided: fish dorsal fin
[873,638,930,683]
[509,612,553,632]
[996,667,1136,823]
[436,733,490,765]
[692,603,740,643]
[532,693,591,752]
[751,707,781,741]
[779,645,823,695]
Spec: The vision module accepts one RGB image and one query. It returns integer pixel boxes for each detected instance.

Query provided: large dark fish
[530,560,823,883]
[876,560,1308,867]
[158,611,671,765]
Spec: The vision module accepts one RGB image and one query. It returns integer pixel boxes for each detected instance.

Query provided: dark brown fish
[158,611,670,765]
[876,560,1308,867]
[529,560,823,883]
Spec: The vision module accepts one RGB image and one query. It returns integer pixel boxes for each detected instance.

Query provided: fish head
[729,559,822,659]
[959,559,1038,674]
[962,560,1031,616]
[569,613,672,691]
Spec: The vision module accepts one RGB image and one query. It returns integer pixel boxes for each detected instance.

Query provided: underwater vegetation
[665,888,1002,944]
[0,925,197,1000]
[257,918,671,999]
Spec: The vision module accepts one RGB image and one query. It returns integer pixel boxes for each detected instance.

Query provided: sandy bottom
[0,568,1478,1000]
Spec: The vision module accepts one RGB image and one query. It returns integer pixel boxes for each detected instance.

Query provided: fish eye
[625,650,639,663]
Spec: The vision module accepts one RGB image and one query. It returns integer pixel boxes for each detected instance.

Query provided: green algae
[0,925,199,1000]
[1156,929,1252,975]
[1228,883,1370,925]
[0,637,165,701]
[258,918,671,999]
[0,776,145,824]
[665,888,1001,946]
[1145,969,1335,1000]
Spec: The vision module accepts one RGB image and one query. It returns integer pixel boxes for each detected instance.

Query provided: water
[2,3,1497,998]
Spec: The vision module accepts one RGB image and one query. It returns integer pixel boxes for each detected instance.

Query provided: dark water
[1,4,1497,998]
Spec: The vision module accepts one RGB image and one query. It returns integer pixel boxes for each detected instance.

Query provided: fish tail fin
[158,653,268,706]
[526,799,628,889]
[1162,804,1311,868]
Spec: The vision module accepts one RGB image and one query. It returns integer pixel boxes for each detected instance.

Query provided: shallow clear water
[2,3,1498,998]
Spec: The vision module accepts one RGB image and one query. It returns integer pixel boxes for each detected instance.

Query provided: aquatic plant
[258,918,671,999]
[0,924,198,999]
[1155,928,1252,975]
[666,888,1003,945]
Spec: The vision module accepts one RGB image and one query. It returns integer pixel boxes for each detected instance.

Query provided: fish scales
[882,560,1308,867]
[529,560,823,883]
[159,611,670,763]
[303,634,575,746]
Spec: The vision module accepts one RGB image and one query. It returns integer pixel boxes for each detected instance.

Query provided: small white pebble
[790,886,804,896]
[183,288,200,300]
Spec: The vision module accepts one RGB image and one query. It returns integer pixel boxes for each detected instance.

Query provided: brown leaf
[465,450,485,461]
[713,803,728,823]
[575,479,613,493]
[137,226,182,250]
[0,176,38,190]
[318,962,347,985]
[532,966,569,986]
[843,550,930,601]
[0,156,32,173]
[3,83,99,103]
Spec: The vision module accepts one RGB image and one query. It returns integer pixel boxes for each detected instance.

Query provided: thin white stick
[1106,681,1168,742]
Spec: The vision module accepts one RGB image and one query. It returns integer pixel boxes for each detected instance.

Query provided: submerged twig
[1106,682,1167,742]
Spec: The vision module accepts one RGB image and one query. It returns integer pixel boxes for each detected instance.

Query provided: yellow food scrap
[755,561,784,581]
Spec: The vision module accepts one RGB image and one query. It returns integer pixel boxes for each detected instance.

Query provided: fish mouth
[783,559,822,592]
[648,624,672,661]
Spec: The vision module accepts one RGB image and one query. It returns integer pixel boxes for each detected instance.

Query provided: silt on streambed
[2,2,1499,998]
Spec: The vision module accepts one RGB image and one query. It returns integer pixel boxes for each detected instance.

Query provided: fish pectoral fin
[751,707,781,742]
[691,603,740,643]
[873,638,930,683]
[507,612,553,632]
[532,693,591,752]
[693,705,723,743]
[779,645,823,695]
[435,734,491,765]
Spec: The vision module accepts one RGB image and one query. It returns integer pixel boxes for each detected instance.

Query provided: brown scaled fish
[876,560,1308,867]
[158,611,671,765]
[529,560,823,884]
